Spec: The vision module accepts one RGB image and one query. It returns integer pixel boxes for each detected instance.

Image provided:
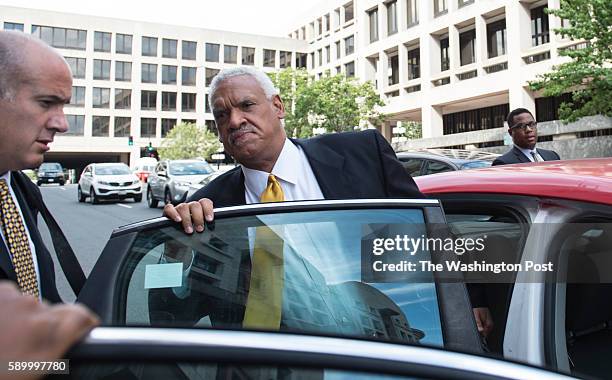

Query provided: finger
[199,198,214,222]
[189,202,205,233]
[162,204,182,223]
[45,304,100,358]
[176,203,195,234]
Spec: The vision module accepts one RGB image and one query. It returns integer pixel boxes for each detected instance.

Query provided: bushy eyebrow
[36,94,71,105]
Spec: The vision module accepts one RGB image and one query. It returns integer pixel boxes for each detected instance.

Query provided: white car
[78,163,142,204]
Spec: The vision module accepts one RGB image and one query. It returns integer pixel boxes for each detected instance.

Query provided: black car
[37,162,65,186]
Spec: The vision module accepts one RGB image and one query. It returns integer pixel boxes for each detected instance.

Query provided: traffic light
[128,136,134,146]
[146,142,159,160]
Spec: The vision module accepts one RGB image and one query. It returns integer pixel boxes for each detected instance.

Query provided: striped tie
[0,179,39,298]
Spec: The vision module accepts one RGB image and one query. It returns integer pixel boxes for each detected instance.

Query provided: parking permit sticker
[144,263,183,289]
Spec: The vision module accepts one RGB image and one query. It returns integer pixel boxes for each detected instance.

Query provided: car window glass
[169,161,213,176]
[119,208,444,347]
[400,159,423,177]
[94,165,131,175]
[40,163,62,171]
[423,161,452,175]
[459,161,491,170]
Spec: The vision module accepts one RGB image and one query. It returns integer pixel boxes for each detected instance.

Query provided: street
[37,183,162,301]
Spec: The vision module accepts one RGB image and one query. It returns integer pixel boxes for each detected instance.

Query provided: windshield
[169,161,213,175]
[459,161,491,170]
[94,165,132,175]
[40,163,62,171]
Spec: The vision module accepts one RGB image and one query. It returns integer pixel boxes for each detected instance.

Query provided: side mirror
[157,170,167,177]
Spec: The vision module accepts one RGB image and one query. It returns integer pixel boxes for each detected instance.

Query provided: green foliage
[401,121,422,139]
[529,0,612,122]
[272,69,386,137]
[158,122,222,160]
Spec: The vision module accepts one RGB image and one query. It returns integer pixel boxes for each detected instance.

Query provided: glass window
[205,94,211,113]
[458,0,474,7]
[3,22,24,31]
[116,33,132,54]
[65,57,86,79]
[407,0,418,26]
[296,53,307,69]
[181,67,197,86]
[115,89,131,109]
[205,68,219,87]
[142,36,158,57]
[92,87,110,108]
[344,1,354,22]
[317,49,322,67]
[424,160,453,175]
[279,51,292,69]
[325,14,331,32]
[400,158,424,176]
[434,0,447,16]
[94,31,111,52]
[345,35,354,55]
[388,55,399,85]
[224,45,238,64]
[162,65,177,84]
[92,116,110,137]
[531,5,550,46]
[345,61,355,77]
[114,117,131,137]
[206,43,220,62]
[368,8,379,43]
[263,49,276,67]
[140,118,156,138]
[162,39,177,58]
[407,48,420,80]
[182,93,196,112]
[440,37,450,71]
[161,119,177,137]
[69,86,85,107]
[182,40,197,60]
[387,1,397,36]
[459,29,476,66]
[65,115,84,136]
[141,90,157,110]
[325,47,330,65]
[32,25,86,50]
[487,20,507,58]
[242,47,255,65]
[93,59,110,80]
[141,63,157,83]
[317,18,323,36]
[115,61,132,82]
[161,92,177,111]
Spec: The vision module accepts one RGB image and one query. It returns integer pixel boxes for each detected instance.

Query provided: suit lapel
[512,146,531,163]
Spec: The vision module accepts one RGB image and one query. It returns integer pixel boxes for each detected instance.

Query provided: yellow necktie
[0,179,39,298]
[243,174,284,329]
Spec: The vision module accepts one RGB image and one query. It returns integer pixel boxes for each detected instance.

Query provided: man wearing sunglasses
[492,108,560,166]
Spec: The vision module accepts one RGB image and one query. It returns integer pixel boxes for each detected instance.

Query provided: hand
[473,307,494,338]
[0,282,99,380]
[163,198,215,234]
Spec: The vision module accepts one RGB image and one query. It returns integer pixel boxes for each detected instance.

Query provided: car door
[77,199,483,355]
[80,166,93,193]
[148,162,166,199]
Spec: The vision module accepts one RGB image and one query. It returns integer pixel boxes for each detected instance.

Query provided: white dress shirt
[514,145,544,162]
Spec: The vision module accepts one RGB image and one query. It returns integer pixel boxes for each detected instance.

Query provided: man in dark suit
[492,108,560,166]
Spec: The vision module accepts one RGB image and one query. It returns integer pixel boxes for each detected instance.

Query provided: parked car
[77,163,142,204]
[397,149,500,177]
[132,157,158,183]
[147,159,214,207]
[185,171,225,200]
[36,162,65,186]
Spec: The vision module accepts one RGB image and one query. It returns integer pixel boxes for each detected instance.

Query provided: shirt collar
[0,172,10,184]
[514,144,538,156]
[242,139,299,196]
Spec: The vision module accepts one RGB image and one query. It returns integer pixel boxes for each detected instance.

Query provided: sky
[0,0,325,37]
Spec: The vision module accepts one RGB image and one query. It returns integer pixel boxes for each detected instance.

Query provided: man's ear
[508,128,513,137]
[272,95,286,119]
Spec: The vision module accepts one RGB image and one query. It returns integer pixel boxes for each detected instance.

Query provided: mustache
[228,125,255,144]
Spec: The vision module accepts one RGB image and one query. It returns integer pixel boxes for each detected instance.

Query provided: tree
[529,0,611,122]
[158,122,222,160]
[268,68,309,137]
[401,121,422,140]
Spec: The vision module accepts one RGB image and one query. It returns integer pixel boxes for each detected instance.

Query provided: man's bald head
[0,30,67,100]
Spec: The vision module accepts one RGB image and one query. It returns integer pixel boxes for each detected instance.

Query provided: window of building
[65,115,84,136]
[368,8,379,43]
[345,61,355,77]
[388,54,399,85]
[317,17,323,36]
[205,68,219,86]
[32,25,86,50]
[387,0,398,36]
[344,1,354,23]
[141,90,157,110]
[325,14,331,32]
[65,57,86,79]
[334,41,340,60]
[182,40,197,60]
[334,9,341,28]
[92,87,110,108]
[140,118,156,138]
[407,48,420,80]
[206,43,220,62]
[458,0,474,7]
[263,49,276,67]
[205,94,211,113]
[114,117,131,137]
[162,65,177,84]
[224,45,238,64]
[242,47,255,65]
[142,36,158,56]
[459,29,476,66]
[531,5,550,46]
[141,63,157,83]
[115,61,132,82]
[161,119,177,137]
[161,92,177,111]
[325,47,330,65]
[434,0,447,16]
[162,39,177,58]
[182,119,197,125]
[407,0,418,26]
[115,89,131,109]
[181,67,197,86]
[94,31,111,52]
[4,22,24,31]
[443,103,509,134]
[116,33,132,54]
[279,51,292,68]
[182,93,197,112]
[317,49,322,67]
[310,52,315,69]
[487,19,507,58]
[345,35,354,55]
[69,86,85,107]
[92,116,110,137]
[93,59,110,80]
[296,53,307,68]
[440,37,450,71]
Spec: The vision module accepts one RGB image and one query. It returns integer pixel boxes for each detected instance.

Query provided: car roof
[415,158,612,205]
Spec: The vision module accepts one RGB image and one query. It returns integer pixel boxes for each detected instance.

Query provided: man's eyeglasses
[510,121,537,131]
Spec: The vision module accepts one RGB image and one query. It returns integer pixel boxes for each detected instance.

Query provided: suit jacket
[492,146,560,166]
[0,171,62,303]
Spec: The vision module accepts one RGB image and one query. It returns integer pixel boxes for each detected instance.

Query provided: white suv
[78,163,142,204]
